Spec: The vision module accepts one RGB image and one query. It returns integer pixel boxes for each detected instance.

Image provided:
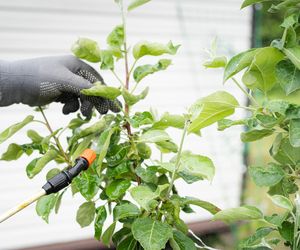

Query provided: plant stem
[38,107,71,165]
[120,0,132,136]
[119,0,140,185]
[167,120,190,197]
[232,77,259,107]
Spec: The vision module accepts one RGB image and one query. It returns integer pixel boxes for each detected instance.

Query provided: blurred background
[0,0,271,249]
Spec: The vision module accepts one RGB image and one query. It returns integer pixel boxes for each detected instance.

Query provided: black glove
[0,55,121,117]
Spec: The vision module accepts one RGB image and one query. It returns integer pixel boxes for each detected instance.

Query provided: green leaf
[155,140,178,153]
[133,59,172,83]
[265,100,290,115]
[97,128,116,174]
[113,202,140,221]
[71,135,93,161]
[76,201,96,227]
[139,129,171,143]
[283,46,300,70]
[270,195,293,211]
[0,143,23,161]
[203,56,227,68]
[135,166,158,183]
[73,172,100,201]
[276,59,300,95]
[122,87,149,106]
[68,115,89,130]
[100,50,115,70]
[112,227,132,246]
[213,205,263,224]
[152,113,185,130]
[223,49,257,82]
[71,38,101,63]
[133,41,180,60]
[46,168,60,180]
[132,218,173,250]
[106,143,130,167]
[81,82,121,100]
[0,115,34,144]
[36,194,56,223]
[107,25,124,49]
[27,130,43,143]
[128,0,151,11]
[130,184,168,211]
[217,119,246,131]
[239,227,274,248]
[170,230,197,250]
[249,164,285,187]
[136,143,152,159]
[181,197,221,215]
[270,135,300,165]
[54,190,65,214]
[105,179,131,200]
[241,0,266,9]
[26,148,57,179]
[188,91,239,133]
[106,161,131,179]
[130,185,158,211]
[278,221,294,243]
[242,47,284,93]
[102,222,116,247]
[131,111,154,128]
[162,151,215,183]
[241,128,274,142]
[289,119,300,147]
[256,114,278,128]
[117,235,137,250]
[94,206,107,240]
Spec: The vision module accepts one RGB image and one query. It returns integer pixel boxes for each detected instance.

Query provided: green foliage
[131,218,173,250]
[206,1,300,249]
[4,0,300,249]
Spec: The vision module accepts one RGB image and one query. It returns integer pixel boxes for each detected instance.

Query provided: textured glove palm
[0,55,121,117]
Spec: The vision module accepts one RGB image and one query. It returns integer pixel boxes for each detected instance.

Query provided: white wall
[0,0,252,249]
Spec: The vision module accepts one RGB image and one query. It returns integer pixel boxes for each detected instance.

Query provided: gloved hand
[0,55,121,118]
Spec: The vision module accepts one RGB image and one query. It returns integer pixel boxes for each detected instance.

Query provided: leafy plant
[201,1,300,249]
[0,1,223,249]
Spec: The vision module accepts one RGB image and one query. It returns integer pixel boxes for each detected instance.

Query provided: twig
[189,229,220,250]
[166,120,190,197]
[232,77,259,107]
[38,107,71,165]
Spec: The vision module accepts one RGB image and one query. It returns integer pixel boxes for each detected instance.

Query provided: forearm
[0,60,38,106]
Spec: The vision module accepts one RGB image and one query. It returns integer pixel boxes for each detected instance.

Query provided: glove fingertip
[108,99,122,113]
